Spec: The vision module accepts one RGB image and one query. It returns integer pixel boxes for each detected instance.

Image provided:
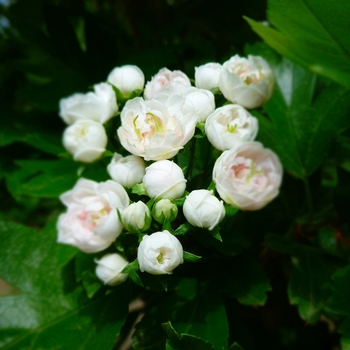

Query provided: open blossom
[59,83,118,125]
[138,230,184,275]
[57,178,129,253]
[219,55,274,109]
[107,65,145,98]
[107,153,146,188]
[205,104,258,151]
[117,95,197,161]
[144,68,191,100]
[195,62,222,90]
[63,119,107,163]
[183,190,225,231]
[95,253,129,286]
[143,160,186,200]
[213,142,282,210]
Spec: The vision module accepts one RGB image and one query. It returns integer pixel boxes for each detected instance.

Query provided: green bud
[152,199,178,224]
[122,201,152,233]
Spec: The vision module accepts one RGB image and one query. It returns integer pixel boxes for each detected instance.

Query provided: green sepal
[163,218,173,232]
[210,227,222,242]
[129,271,144,287]
[158,275,168,292]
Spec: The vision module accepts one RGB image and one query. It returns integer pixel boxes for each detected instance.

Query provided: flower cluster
[57,56,282,286]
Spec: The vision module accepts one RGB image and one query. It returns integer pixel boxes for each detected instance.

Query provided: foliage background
[1,0,350,349]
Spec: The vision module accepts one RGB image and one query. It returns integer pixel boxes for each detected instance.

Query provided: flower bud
[107,153,146,187]
[107,65,145,98]
[138,230,184,275]
[122,201,152,233]
[195,62,222,90]
[95,253,129,286]
[213,141,283,210]
[143,160,187,200]
[144,67,191,100]
[63,119,107,163]
[183,190,225,230]
[183,87,215,122]
[152,199,178,224]
[219,55,274,109]
[205,104,258,151]
[59,83,118,125]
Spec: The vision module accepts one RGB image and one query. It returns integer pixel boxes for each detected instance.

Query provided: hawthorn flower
[59,83,118,125]
[219,55,274,109]
[183,189,225,230]
[107,65,145,98]
[144,67,191,100]
[107,153,146,188]
[138,230,184,275]
[95,253,129,286]
[63,119,107,163]
[57,178,129,253]
[205,104,258,151]
[213,142,282,210]
[143,160,186,200]
[117,95,197,161]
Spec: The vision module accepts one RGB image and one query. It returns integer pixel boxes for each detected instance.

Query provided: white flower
[152,199,178,224]
[182,87,215,122]
[143,160,186,200]
[213,142,282,210]
[138,230,184,275]
[107,153,146,188]
[63,119,107,163]
[219,55,274,109]
[117,95,197,161]
[57,178,129,253]
[195,62,222,90]
[205,104,258,151]
[107,65,145,98]
[59,83,118,125]
[122,201,152,233]
[183,190,225,230]
[95,253,129,286]
[144,67,191,100]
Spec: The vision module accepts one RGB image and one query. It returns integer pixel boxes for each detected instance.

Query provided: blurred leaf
[8,159,79,198]
[245,0,350,87]
[171,282,229,350]
[266,234,340,323]
[228,343,244,350]
[0,220,130,349]
[224,255,271,306]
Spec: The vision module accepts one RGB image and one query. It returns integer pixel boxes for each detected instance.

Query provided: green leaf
[173,222,192,236]
[228,342,244,350]
[266,234,340,323]
[0,221,130,349]
[171,283,229,350]
[224,255,271,306]
[7,159,79,198]
[183,251,201,262]
[122,259,139,274]
[245,0,350,87]
[131,183,148,196]
[251,56,350,177]
[129,271,144,287]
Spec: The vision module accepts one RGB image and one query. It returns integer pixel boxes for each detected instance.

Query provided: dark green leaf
[122,259,139,274]
[173,222,192,236]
